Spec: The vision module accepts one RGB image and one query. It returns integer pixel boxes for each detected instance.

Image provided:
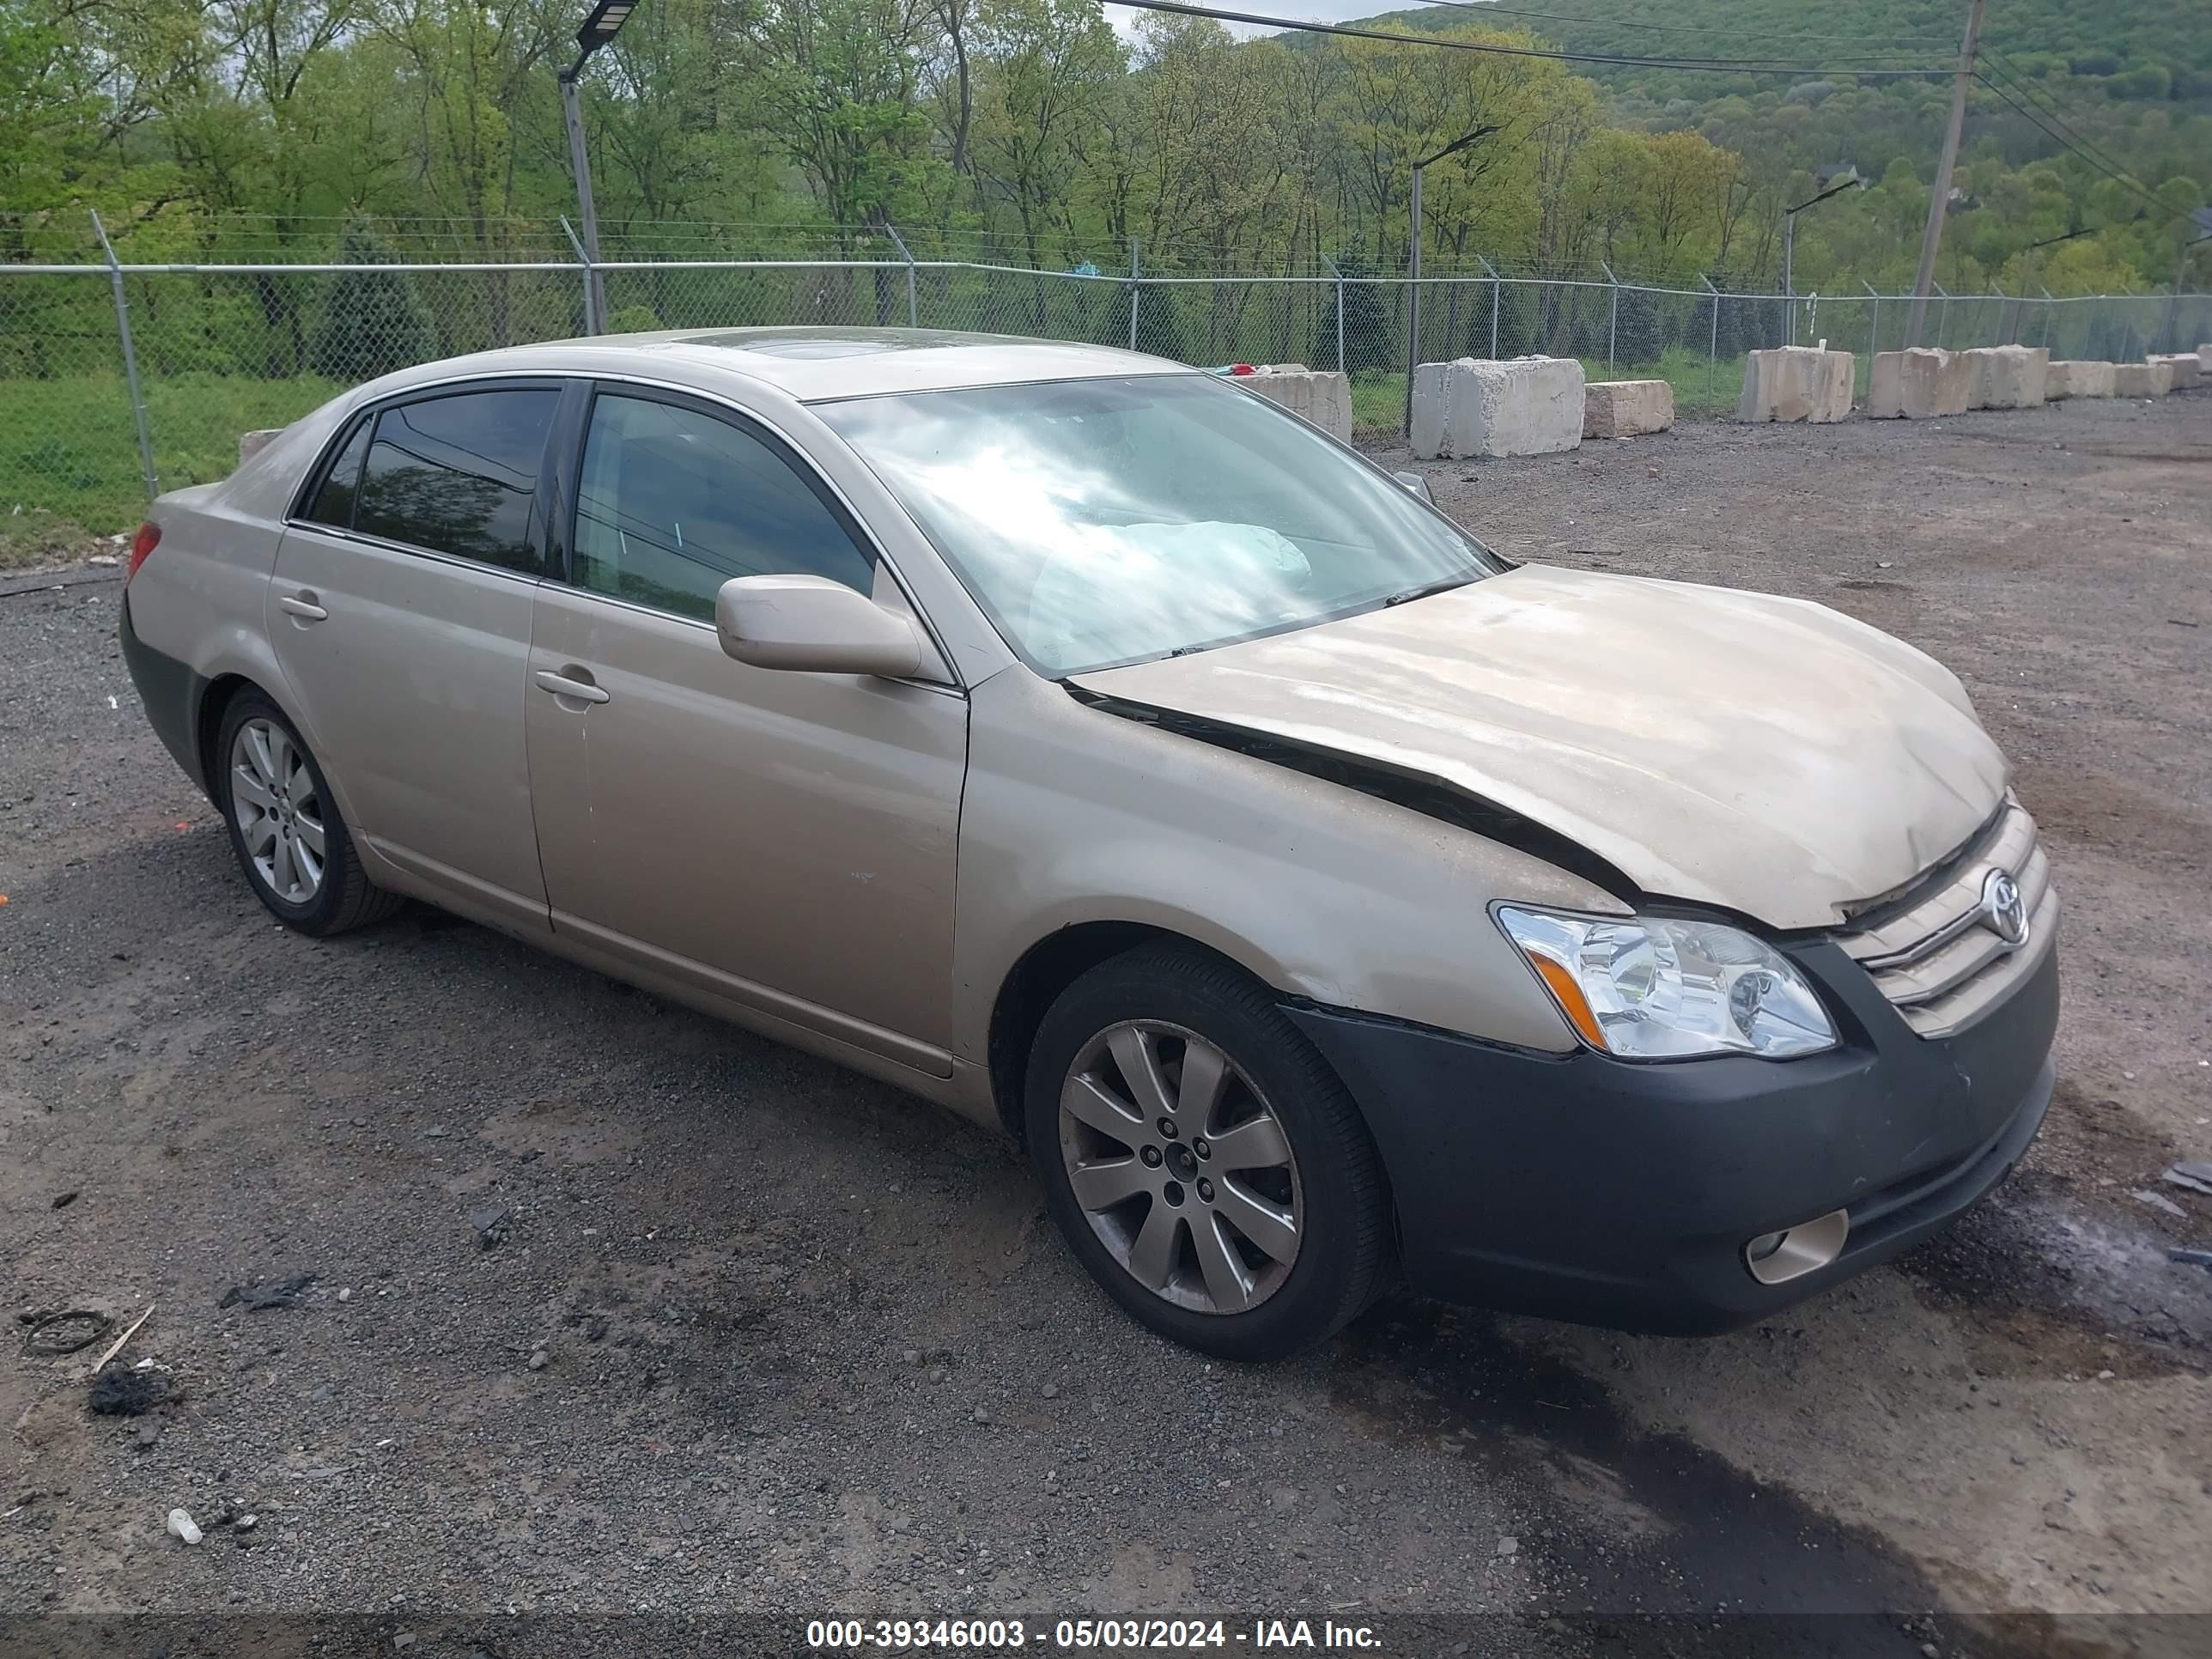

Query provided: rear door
[270,380,562,934]
[523,384,968,1071]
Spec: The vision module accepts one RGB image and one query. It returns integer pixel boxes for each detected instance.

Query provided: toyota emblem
[1980,869,2029,948]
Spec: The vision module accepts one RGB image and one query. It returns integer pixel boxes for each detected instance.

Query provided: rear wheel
[1026,944,1389,1360]
[215,690,401,935]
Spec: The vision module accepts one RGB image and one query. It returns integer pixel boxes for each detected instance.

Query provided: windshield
[817,375,1500,675]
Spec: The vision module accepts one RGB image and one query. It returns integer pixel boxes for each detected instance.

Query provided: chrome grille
[1838,798,2057,1039]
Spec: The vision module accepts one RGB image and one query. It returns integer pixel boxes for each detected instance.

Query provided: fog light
[1742,1208,1850,1285]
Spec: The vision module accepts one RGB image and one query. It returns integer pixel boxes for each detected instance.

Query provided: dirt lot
[2,393,2209,1655]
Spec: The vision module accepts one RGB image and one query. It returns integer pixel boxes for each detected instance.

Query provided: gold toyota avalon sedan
[121,328,2057,1359]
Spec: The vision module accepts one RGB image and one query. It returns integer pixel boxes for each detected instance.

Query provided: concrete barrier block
[2148,352,2203,392]
[1961,345,2050,410]
[2113,362,2174,398]
[1240,364,1353,443]
[1868,348,1969,418]
[1583,380,1674,438]
[2045,361,2116,400]
[1735,347,1853,423]
[1411,356,1585,459]
[2198,343,2211,374]
[238,428,285,467]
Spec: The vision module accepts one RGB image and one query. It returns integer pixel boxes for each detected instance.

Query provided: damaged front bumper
[1286,933,2058,1335]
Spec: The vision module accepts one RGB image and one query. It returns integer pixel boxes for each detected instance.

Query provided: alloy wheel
[1057,1019,1303,1315]
[229,717,325,906]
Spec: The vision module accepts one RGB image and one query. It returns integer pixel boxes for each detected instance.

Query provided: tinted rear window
[302,418,371,528]
[355,389,557,573]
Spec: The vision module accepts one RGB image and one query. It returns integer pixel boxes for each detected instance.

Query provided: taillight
[126,521,161,582]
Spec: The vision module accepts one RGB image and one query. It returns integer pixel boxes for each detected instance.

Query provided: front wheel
[214,690,401,936]
[1026,944,1389,1360]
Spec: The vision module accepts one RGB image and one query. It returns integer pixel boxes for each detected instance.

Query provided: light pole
[2006,226,2090,343]
[1781,169,1863,345]
[1404,125,1499,439]
[559,0,638,334]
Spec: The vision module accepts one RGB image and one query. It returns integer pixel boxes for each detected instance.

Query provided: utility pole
[1903,0,1986,347]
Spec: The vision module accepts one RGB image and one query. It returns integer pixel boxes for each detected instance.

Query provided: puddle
[1900,1180,2211,1374]
[1331,1299,1948,1632]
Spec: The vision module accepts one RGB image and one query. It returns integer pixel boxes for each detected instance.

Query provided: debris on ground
[52,1190,78,1209]
[2171,1249,2212,1270]
[218,1273,315,1310]
[469,1205,510,1248]
[2162,1160,2212,1198]
[166,1508,202,1545]
[89,1367,179,1416]
[2133,1188,2188,1218]
[21,1310,112,1357]
[90,1301,155,1371]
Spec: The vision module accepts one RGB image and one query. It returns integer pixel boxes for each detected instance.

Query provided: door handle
[534,668,610,705]
[277,592,328,622]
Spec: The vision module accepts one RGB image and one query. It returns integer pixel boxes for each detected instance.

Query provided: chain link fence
[6,217,2211,550]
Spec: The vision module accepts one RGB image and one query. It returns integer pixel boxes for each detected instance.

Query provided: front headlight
[1496,906,1837,1060]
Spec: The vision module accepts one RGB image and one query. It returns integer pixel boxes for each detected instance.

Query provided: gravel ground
[2,393,2209,1656]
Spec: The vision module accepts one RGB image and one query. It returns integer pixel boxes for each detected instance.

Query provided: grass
[0,512,108,572]
[6,346,1790,535]
[2,370,343,535]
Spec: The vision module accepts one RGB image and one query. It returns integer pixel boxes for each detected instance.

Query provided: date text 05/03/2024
[805,1618,1383,1650]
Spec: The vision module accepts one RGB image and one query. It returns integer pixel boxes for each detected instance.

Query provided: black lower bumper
[1289,935,2058,1334]
[119,591,211,796]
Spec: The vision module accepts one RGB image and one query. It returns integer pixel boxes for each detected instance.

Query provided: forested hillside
[2,0,2203,300]
[1361,1,2209,292]
[1418,1,2212,94]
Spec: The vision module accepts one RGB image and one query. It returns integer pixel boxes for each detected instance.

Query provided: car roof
[393,327,1198,404]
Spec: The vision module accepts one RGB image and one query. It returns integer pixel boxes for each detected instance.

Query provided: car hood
[1070,564,2008,930]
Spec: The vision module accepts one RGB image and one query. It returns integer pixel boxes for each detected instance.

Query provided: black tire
[213,690,403,936]
[1026,943,1389,1361]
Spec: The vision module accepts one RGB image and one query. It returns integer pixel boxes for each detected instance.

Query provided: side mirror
[715,574,925,678]
[1392,470,1436,507]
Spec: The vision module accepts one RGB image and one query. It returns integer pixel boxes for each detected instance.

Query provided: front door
[524,386,967,1071]
[269,381,562,934]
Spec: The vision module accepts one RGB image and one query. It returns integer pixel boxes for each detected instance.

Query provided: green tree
[311,225,437,381]
[1316,249,1392,373]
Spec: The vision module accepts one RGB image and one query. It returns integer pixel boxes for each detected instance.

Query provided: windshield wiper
[1382,574,1474,607]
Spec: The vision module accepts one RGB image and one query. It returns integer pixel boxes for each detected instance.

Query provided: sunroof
[716,338,891,360]
[679,329,963,360]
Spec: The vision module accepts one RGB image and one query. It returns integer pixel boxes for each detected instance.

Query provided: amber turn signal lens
[1529,953,1609,1051]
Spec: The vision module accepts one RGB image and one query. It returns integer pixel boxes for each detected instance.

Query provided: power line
[1969,70,2188,222]
[1106,0,1961,76]
[1105,0,2196,239]
[1978,52,2158,196]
